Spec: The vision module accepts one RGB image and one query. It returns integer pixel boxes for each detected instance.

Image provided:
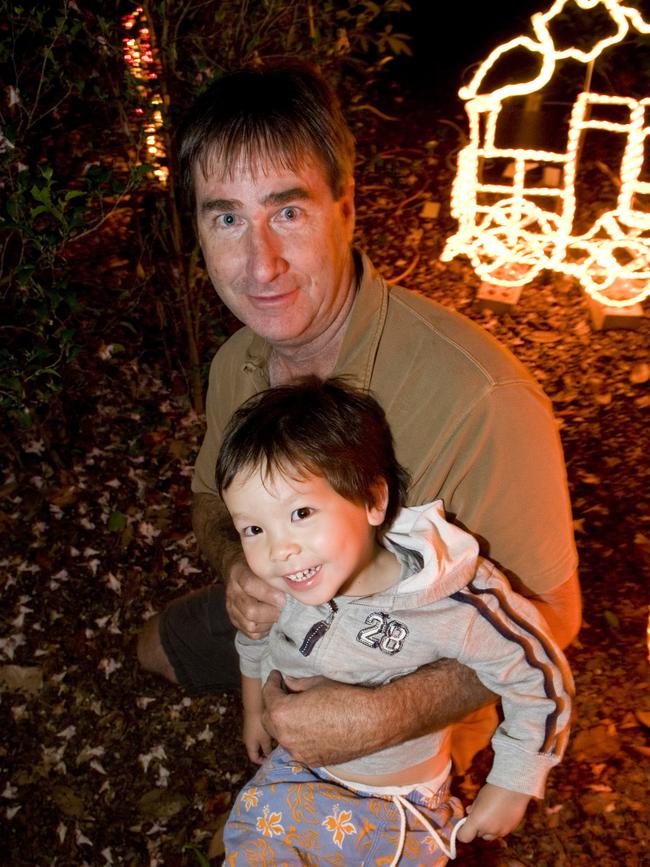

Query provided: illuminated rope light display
[122,6,168,185]
[441,0,650,308]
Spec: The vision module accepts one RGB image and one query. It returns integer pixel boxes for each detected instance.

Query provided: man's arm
[261,570,581,767]
[192,492,284,640]
[192,490,242,575]
[262,660,495,767]
[526,569,582,650]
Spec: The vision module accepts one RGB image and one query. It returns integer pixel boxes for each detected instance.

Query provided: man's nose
[248,223,289,284]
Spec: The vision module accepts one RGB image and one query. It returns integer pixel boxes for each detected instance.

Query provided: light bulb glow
[442,0,650,308]
[121,7,168,186]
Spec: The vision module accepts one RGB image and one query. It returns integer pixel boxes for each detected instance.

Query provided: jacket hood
[369,500,479,609]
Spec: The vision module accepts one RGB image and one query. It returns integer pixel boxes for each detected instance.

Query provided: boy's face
[223,467,392,606]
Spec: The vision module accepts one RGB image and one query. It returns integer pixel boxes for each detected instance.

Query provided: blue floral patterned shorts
[224,746,465,866]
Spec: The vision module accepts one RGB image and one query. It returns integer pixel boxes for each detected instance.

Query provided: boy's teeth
[287,565,320,582]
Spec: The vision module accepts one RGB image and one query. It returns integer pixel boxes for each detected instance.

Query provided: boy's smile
[222,467,400,606]
[284,564,321,586]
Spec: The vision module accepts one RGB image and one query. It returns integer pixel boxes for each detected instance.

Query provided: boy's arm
[453,566,574,799]
[236,629,274,764]
[242,675,273,764]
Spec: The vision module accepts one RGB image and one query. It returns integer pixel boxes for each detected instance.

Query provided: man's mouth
[248,288,298,306]
[284,565,321,584]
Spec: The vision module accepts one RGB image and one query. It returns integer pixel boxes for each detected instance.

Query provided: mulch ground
[2,92,649,866]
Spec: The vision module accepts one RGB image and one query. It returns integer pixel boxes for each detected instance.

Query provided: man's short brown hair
[178,58,356,208]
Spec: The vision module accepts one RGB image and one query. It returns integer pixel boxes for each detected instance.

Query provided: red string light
[121,6,168,185]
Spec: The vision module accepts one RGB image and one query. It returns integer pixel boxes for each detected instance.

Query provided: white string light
[442,0,650,308]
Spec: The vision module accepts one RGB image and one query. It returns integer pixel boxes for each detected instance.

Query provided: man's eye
[218,213,238,227]
[242,525,263,537]
[281,206,299,221]
[291,507,312,521]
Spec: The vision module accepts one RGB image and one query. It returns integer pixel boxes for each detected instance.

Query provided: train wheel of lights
[471,200,557,286]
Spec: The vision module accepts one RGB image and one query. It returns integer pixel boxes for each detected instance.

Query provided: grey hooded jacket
[236,501,573,797]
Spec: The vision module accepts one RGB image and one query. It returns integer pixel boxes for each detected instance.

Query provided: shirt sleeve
[451,562,574,798]
[192,329,268,497]
[414,380,578,596]
[235,630,268,680]
[192,351,229,496]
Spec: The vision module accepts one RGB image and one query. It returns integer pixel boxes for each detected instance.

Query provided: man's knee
[137,614,178,684]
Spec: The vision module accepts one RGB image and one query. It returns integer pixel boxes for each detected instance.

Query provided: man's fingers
[228,597,279,638]
[282,674,328,693]
[262,670,286,701]
[239,571,285,610]
[260,671,287,740]
[226,567,284,636]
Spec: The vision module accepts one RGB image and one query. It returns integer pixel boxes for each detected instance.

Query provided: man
[138,59,581,770]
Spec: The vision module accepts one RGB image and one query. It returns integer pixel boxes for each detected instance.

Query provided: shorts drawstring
[389,796,466,867]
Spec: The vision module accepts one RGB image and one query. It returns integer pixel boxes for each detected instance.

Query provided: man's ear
[339,176,356,242]
[366,478,389,527]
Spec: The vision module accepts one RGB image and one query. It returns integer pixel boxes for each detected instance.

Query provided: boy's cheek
[246,552,269,579]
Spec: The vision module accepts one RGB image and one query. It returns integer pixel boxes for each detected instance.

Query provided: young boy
[216,377,573,865]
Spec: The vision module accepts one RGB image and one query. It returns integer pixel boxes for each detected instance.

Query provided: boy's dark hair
[216,377,410,533]
[178,58,356,209]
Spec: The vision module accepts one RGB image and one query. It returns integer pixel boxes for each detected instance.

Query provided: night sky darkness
[395,0,546,102]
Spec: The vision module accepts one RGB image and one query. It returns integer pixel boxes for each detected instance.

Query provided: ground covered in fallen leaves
[2,93,649,866]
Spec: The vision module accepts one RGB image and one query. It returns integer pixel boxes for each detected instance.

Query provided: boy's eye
[291,507,313,521]
[242,525,263,537]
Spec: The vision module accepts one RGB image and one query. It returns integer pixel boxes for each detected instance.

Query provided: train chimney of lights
[441,0,650,309]
[122,6,168,186]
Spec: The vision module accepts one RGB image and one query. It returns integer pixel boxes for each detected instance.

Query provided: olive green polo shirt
[192,252,577,596]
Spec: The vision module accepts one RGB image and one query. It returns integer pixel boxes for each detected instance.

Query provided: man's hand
[226,561,285,640]
[262,671,365,765]
[456,783,531,842]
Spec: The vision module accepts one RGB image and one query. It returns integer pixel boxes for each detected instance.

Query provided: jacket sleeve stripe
[470,581,574,754]
[469,581,573,680]
[450,583,570,756]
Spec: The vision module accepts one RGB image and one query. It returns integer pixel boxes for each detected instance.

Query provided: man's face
[194,154,356,349]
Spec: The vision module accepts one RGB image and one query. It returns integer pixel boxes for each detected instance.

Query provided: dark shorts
[159,584,240,694]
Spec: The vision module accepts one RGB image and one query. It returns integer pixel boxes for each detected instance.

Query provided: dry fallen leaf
[571,725,622,762]
[629,362,650,384]
[50,786,86,819]
[635,710,650,729]
[525,331,563,343]
[580,791,618,816]
[136,790,189,820]
[208,813,229,859]
[0,665,43,695]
